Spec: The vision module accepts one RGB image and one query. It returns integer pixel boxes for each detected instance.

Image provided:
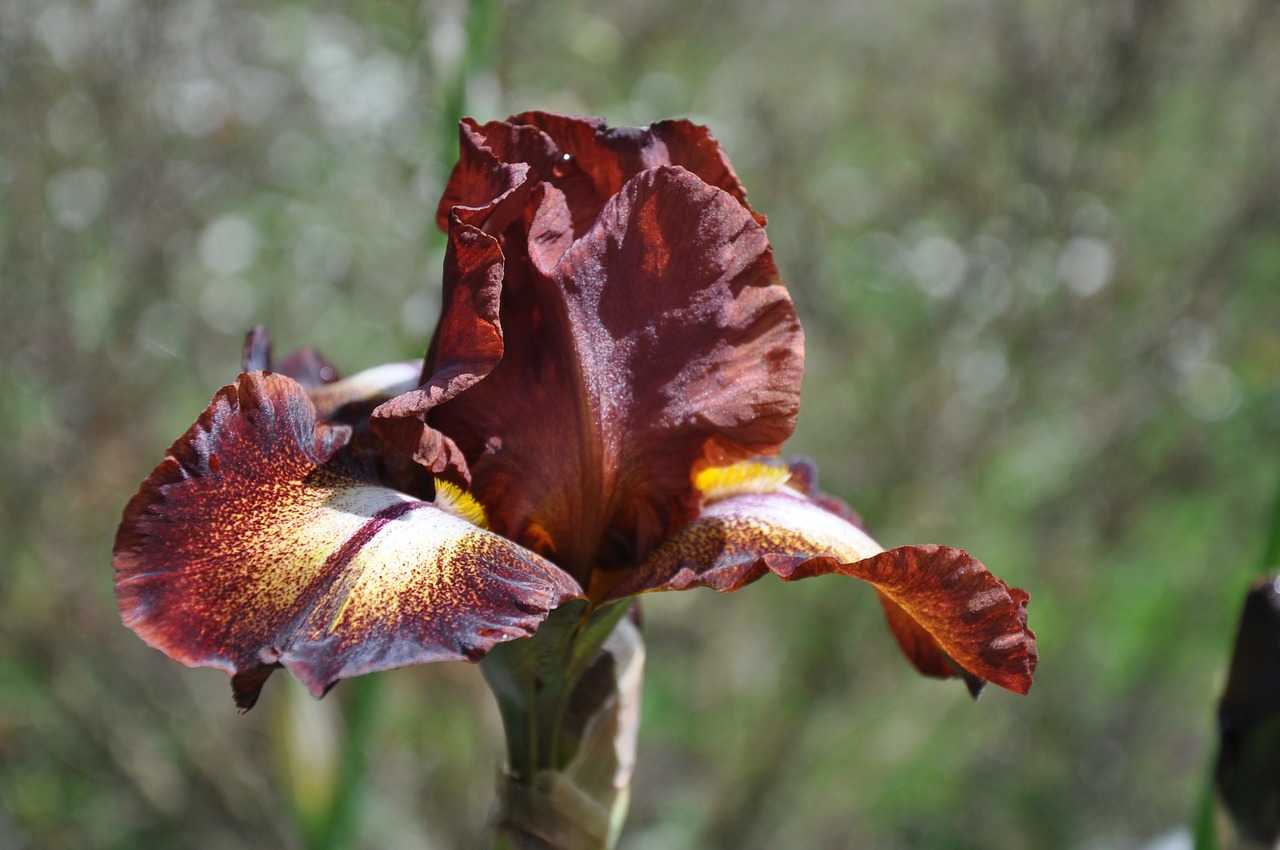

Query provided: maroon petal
[372,222,506,482]
[437,114,760,239]
[435,119,541,232]
[504,112,762,228]
[610,483,1036,695]
[115,372,582,710]
[385,166,803,582]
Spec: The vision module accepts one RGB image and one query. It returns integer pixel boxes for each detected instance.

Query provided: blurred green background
[4,0,1280,847]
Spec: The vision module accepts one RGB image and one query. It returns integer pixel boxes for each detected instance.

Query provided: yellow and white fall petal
[613,462,1036,695]
[114,371,582,710]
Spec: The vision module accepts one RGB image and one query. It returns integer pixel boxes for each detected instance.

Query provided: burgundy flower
[114,113,1036,713]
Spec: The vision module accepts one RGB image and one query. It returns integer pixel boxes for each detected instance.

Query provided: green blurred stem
[281,675,381,850]
[440,0,500,148]
[315,675,380,850]
[430,0,499,260]
[1192,755,1221,850]
[1260,470,1280,570]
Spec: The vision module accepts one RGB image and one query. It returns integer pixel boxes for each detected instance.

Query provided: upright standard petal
[114,372,582,710]
[437,114,761,239]
[611,473,1036,695]
[384,166,804,582]
[372,222,507,482]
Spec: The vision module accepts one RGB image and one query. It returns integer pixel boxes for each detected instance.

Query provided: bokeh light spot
[46,167,108,232]
[1057,236,1115,298]
[198,215,260,276]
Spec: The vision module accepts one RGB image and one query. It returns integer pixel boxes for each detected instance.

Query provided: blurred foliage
[3,0,1280,847]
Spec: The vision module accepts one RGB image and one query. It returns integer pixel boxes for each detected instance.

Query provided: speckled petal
[611,488,1036,695]
[114,372,583,710]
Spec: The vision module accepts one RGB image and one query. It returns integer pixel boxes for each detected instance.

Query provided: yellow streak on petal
[324,510,478,638]
[432,478,488,529]
[695,461,792,505]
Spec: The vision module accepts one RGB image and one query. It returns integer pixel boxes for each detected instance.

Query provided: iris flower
[114,113,1036,831]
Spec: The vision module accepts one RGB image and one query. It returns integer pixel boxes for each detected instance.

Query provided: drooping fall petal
[610,484,1036,694]
[114,372,582,710]
[379,165,804,583]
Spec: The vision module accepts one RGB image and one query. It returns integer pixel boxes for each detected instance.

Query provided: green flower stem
[483,605,644,850]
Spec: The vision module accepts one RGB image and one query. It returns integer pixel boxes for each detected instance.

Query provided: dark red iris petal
[377,165,803,582]
[115,372,582,710]
[612,487,1037,695]
[437,113,761,239]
